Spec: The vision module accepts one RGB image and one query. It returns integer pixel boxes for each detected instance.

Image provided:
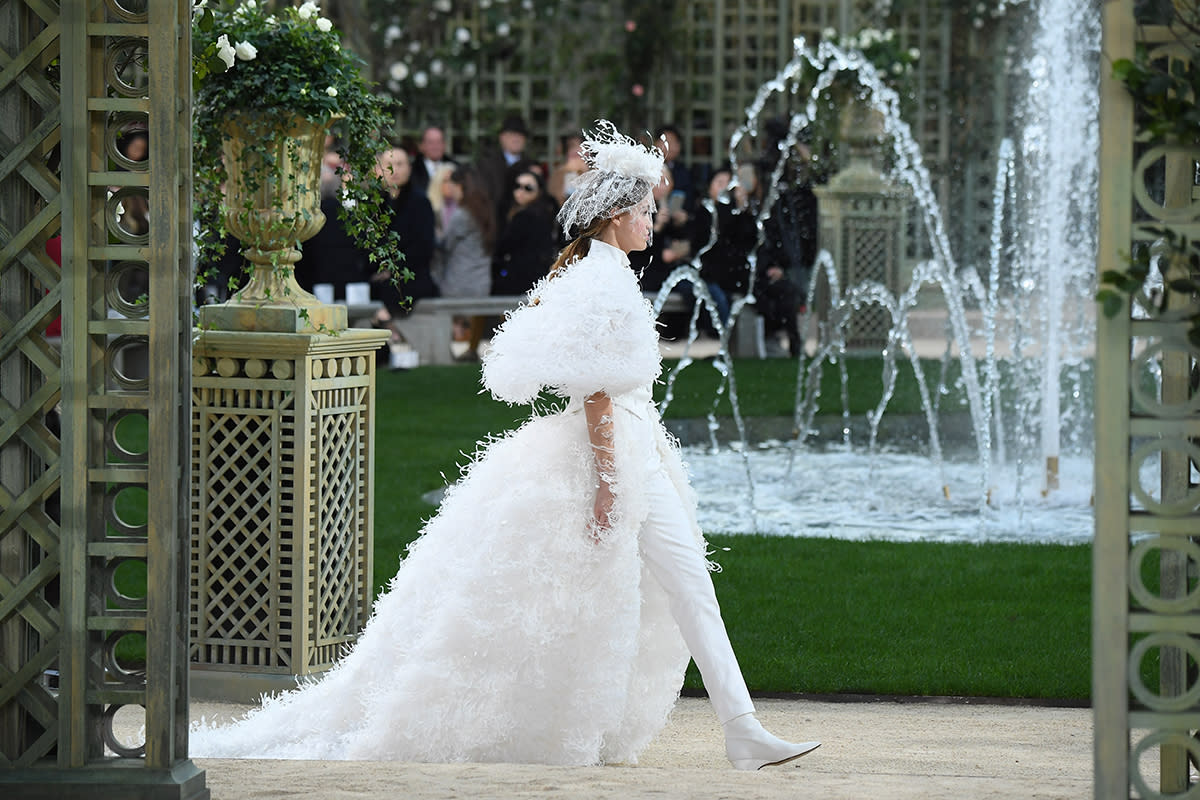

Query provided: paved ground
[177,696,1095,799]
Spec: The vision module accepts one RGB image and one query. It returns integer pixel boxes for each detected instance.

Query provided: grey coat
[432,208,492,298]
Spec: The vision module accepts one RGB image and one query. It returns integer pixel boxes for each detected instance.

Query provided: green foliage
[1102,0,1200,339]
[1098,228,1200,347]
[192,1,405,297]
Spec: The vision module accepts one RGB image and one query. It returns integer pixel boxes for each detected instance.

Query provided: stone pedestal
[813,103,910,352]
[189,328,389,702]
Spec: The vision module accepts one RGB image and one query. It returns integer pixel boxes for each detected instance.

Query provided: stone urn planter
[198,112,347,333]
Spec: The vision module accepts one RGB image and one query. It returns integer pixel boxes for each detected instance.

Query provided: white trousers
[638,468,756,725]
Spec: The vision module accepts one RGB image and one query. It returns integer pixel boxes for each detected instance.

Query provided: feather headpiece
[556,120,665,238]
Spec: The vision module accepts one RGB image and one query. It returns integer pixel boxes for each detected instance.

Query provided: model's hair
[450,165,496,251]
[547,216,612,278]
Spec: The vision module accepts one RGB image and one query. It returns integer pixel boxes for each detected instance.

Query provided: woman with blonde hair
[191,121,819,772]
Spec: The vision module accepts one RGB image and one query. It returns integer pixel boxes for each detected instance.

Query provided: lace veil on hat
[556,120,665,239]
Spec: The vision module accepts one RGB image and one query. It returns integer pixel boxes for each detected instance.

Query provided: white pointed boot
[723,713,820,770]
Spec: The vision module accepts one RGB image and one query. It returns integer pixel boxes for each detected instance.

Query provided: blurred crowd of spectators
[198,115,818,360]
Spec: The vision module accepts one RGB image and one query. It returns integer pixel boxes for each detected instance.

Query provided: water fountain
[652,1,1101,544]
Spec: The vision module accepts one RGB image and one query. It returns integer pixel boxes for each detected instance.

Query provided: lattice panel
[192,386,293,669]
[310,394,368,665]
[1093,2,1200,798]
[2,0,199,789]
[191,346,377,687]
[1,0,68,769]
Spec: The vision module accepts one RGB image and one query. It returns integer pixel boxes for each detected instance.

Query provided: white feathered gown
[190,240,710,765]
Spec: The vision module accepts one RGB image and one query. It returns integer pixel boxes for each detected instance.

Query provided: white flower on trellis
[821,27,836,39]
[316,18,332,32]
[433,0,451,11]
[462,62,477,78]
[908,47,920,60]
[455,27,471,44]
[215,34,236,70]
[413,71,428,88]
[384,24,402,45]
[497,22,511,36]
[430,59,444,76]
[234,41,257,61]
[325,86,338,97]
[389,62,409,81]
[409,41,422,54]
[297,2,319,20]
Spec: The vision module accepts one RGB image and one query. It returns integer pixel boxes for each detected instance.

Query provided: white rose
[384,25,402,44]
[497,22,510,36]
[433,0,451,11]
[297,2,319,19]
[389,62,409,81]
[430,59,444,75]
[908,47,920,60]
[316,18,332,32]
[413,70,428,88]
[325,86,338,97]
[822,27,836,39]
[215,34,236,70]
[455,26,471,44]
[234,41,257,61]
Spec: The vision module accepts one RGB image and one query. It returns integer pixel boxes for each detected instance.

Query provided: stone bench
[348,292,763,366]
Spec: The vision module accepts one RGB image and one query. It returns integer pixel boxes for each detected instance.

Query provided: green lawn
[113,355,1093,699]
[372,358,1092,701]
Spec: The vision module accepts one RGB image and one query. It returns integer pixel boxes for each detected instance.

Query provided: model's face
[442,178,463,203]
[612,194,654,253]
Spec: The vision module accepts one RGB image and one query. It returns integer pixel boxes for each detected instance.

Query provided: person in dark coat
[293,174,368,301]
[491,168,557,297]
[410,125,456,195]
[754,119,819,356]
[681,166,757,331]
[477,115,539,227]
[372,147,437,316]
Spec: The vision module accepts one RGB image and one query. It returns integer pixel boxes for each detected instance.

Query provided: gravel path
[174,696,1094,799]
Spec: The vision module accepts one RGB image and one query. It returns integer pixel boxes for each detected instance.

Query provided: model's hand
[590,481,614,542]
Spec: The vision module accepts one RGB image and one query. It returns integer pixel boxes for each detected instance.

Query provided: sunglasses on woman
[515,182,537,192]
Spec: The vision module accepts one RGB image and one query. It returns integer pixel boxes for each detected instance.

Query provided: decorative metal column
[189,327,387,702]
[813,104,911,351]
[0,2,206,798]
[1094,0,1200,798]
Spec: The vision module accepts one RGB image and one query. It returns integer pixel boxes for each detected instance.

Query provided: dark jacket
[491,203,557,297]
[690,200,758,296]
[294,194,367,299]
[373,184,438,314]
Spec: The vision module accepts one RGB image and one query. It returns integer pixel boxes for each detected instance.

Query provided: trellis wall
[0,2,204,797]
[390,0,1017,279]
[1094,0,1200,797]
[405,0,953,164]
